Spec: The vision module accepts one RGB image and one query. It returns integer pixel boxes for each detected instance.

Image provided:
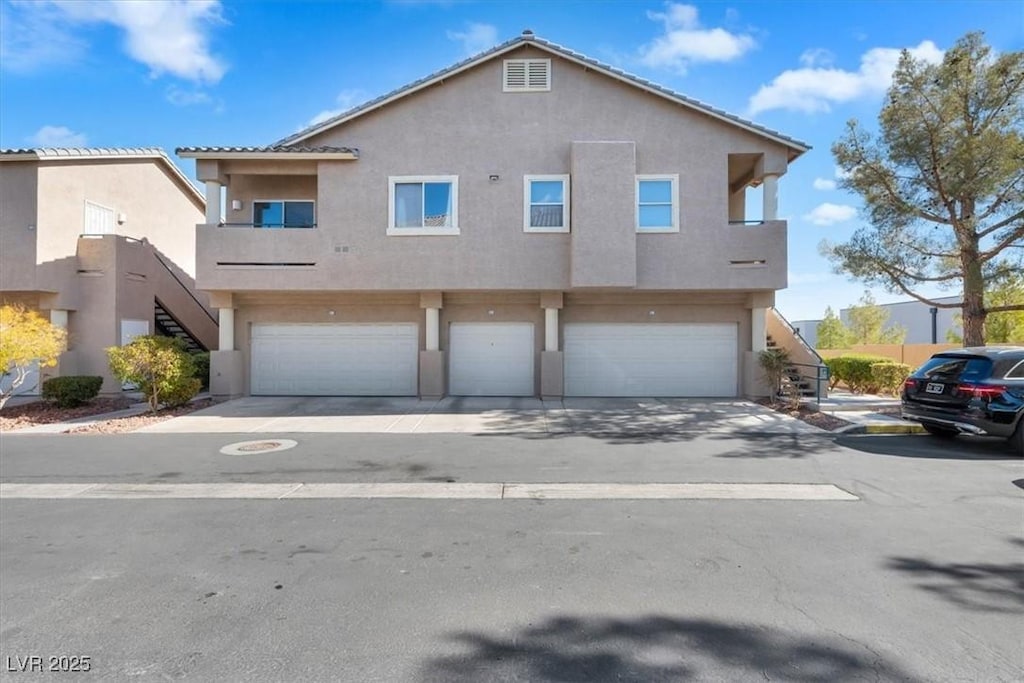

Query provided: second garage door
[449,323,535,396]
[564,323,738,397]
[251,324,418,396]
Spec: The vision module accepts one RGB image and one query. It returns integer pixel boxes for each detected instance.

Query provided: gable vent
[503,59,551,92]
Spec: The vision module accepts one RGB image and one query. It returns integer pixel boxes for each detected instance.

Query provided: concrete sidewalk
[813,390,924,434]
[136,396,828,436]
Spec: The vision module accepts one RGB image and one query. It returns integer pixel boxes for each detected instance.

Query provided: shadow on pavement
[887,542,1024,614]
[835,434,1019,460]
[419,614,919,682]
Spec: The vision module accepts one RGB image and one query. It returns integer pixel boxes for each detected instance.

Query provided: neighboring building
[0,148,218,394]
[790,319,820,349]
[841,296,962,344]
[179,32,810,399]
[790,295,963,349]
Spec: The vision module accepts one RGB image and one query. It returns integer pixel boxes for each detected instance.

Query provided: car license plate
[925,383,945,394]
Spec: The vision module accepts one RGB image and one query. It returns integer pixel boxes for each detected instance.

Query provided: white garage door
[251,324,418,396]
[449,323,534,396]
[564,323,738,397]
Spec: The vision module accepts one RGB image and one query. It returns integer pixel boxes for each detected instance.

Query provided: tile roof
[0,147,205,206]
[276,31,809,154]
[176,145,358,155]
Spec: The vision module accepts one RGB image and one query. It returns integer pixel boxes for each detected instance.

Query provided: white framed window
[636,174,679,233]
[523,175,570,233]
[252,200,315,228]
[388,176,459,236]
[503,59,551,92]
[84,200,115,235]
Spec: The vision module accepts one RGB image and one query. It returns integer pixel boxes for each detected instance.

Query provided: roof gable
[277,31,809,157]
[0,147,206,209]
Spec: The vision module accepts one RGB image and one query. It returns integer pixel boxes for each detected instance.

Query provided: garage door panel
[564,323,737,397]
[251,324,418,396]
[449,323,534,396]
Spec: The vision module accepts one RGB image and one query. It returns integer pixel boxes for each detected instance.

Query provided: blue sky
[2,0,1021,321]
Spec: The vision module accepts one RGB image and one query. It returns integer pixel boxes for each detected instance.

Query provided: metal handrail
[152,251,219,325]
[786,361,830,406]
[217,222,317,229]
[770,308,826,365]
[727,219,766,225]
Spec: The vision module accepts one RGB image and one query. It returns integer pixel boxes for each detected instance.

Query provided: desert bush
[41,376,103,408]
[758,348,791,405]
[191,351,210,390]
[107,336,200,412]
[826,354,891,394]
[871,362,912,396]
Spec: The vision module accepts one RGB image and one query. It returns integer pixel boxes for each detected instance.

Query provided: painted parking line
[0,482,858,501]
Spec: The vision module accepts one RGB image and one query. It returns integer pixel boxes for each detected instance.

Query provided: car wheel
[1012,421,1024,457]
[921,423,958,438]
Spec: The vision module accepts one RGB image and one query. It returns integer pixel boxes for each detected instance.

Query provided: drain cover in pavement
[220,439,298,455]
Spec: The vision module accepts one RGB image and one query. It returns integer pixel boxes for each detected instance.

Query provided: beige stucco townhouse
[0,148,218,394]
[179,32,816,400]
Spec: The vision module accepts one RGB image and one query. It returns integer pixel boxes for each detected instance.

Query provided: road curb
[839,424,927,435]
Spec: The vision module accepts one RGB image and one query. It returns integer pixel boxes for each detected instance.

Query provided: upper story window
[84,200,115,235]
[388,176,459,236]
[523,175,569,233]
[253,200,315,228]
[503,59,551,92]
[636,175,679,233]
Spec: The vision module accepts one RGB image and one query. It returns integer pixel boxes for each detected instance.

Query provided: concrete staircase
[766,308,829,401]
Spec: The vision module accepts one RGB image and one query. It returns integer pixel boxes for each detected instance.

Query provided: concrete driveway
[136,396,823,435]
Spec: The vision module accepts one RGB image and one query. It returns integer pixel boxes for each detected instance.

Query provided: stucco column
[540,293,564,399]
[762,174,779,221]
[218,307,234,351]
[49,309,68,329]
[205,180,222,224]
[419,292,444,398]
[752,307,768,352]
[425,308,440,351]
[544,308,559,352]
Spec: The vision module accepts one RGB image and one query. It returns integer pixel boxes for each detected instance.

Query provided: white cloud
[639,3,756,74]
[29,125,88,147]
[305,89,370,128]
[803,203,857,226]
[165,85,212,107]
[799,48,834,68]
[446,22,497,57]
[812,178,836,191]
[1,1,227,83]
[0,1,86,72]
[748,40,943,114]
[835,166,852,180]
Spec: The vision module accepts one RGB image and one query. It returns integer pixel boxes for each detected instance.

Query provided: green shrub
[41,376,103,408]
[826,354,891,394]
[191,351,210,390]
[161,377,202,408]
[107,336,200,412]
[871,362,912,396]
[758,348,791,405]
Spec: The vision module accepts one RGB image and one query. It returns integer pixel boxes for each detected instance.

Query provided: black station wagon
[902,347,1024,456]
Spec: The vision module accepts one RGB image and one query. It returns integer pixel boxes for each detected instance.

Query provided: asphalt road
[1,431,1021,681]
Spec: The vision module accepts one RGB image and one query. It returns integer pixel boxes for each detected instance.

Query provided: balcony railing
[217,222,317,229]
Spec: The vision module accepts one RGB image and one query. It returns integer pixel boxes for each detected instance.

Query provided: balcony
[196,223,325,291]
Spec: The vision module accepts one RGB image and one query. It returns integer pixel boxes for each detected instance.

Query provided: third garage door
[564,323,737,397]
[449,323,535,396]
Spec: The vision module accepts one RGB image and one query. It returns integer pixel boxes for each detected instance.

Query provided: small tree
[816,307,851,349]
[846,292,907,344]
[758,347,791,406]
[0,305,67,409]
[107,336,200,412]
[825,32,1024,346]
[949,274,1024,344]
